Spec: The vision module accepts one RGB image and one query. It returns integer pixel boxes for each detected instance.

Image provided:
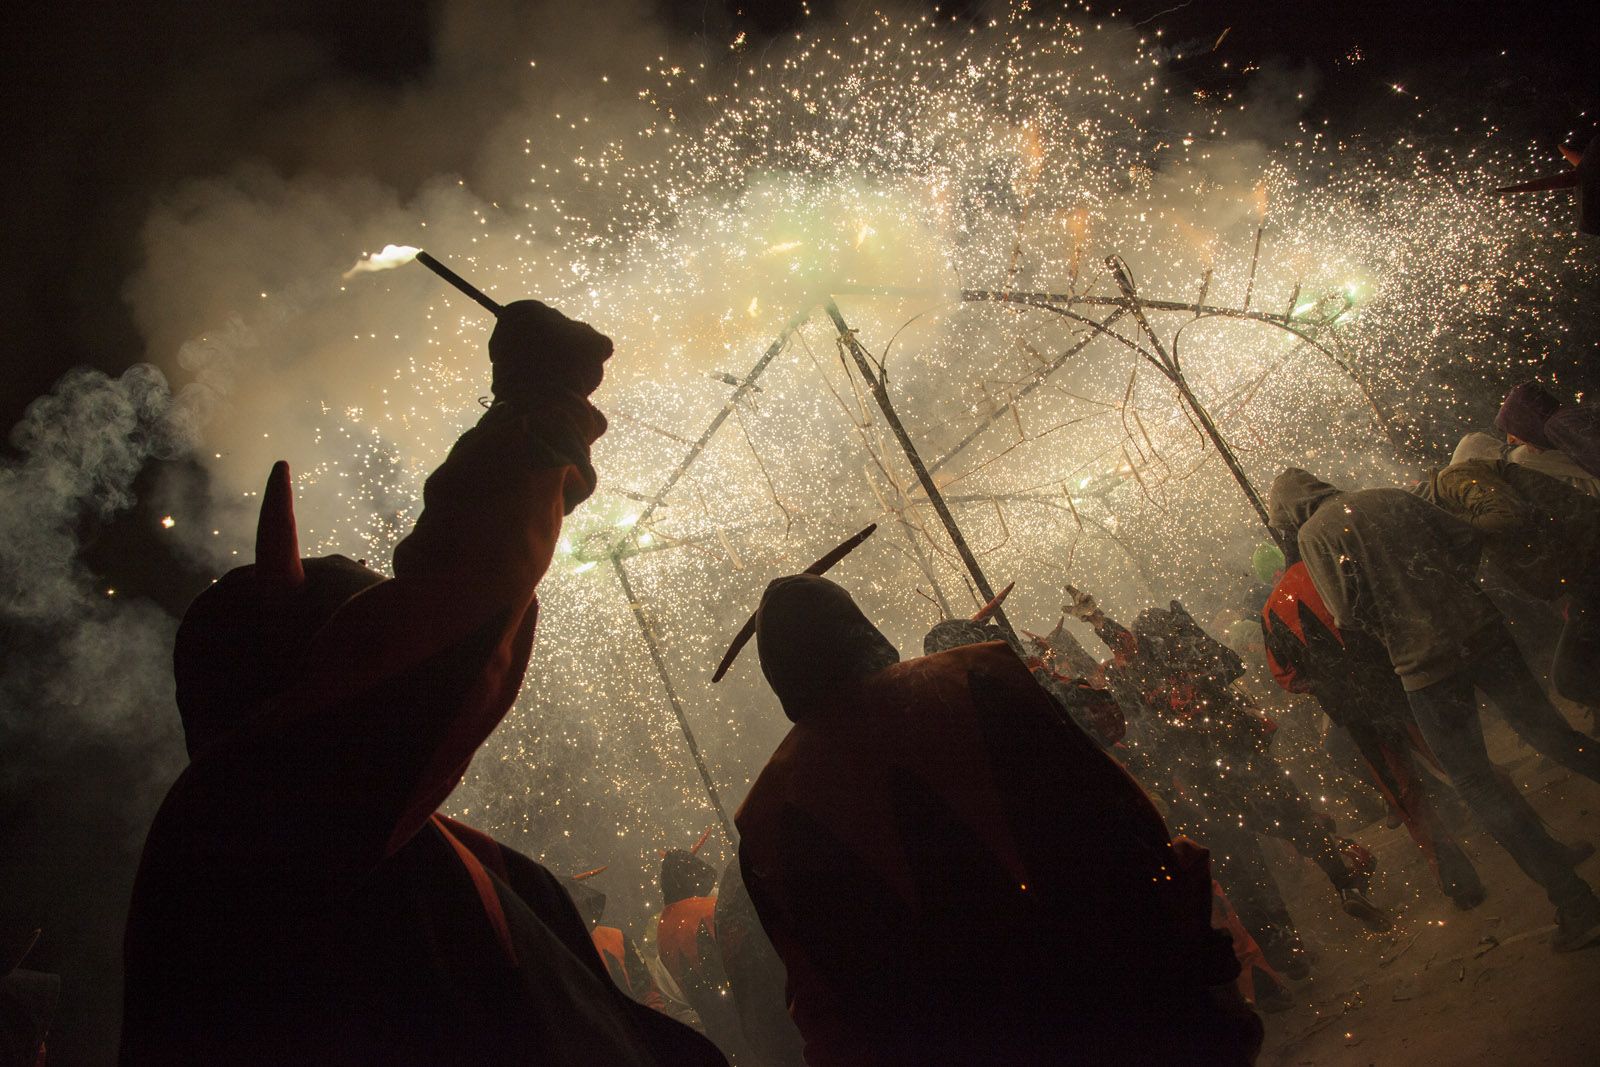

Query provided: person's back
[1289,478,1497,691]
[736,577,1257,1067]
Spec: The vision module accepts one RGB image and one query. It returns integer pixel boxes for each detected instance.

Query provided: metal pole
[1106,261,1273,530]
[824,300,1019,642]
[611,554,737,846]
[635,310,809,530]
[927,307,1126,475]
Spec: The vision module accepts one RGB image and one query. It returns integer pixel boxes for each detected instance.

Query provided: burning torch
[344,245,503,316]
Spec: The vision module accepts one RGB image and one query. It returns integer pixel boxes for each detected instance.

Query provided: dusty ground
[1257,712,1600,1066]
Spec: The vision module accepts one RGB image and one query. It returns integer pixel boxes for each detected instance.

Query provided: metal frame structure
[607,263,1381,841]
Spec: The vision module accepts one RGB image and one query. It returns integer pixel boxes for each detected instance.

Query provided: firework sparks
[192,2,1592,908]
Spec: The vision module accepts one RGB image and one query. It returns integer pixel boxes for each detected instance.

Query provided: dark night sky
[0,4,1594,1064]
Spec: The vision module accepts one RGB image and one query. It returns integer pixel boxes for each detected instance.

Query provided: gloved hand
[489,300,612,403]
[1063,584,1099,621]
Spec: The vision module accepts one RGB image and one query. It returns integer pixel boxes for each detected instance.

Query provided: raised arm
[216,301,612,871]
[1065,585,1137,662]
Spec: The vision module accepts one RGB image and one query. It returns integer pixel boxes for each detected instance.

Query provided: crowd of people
[6,301,1597,1066]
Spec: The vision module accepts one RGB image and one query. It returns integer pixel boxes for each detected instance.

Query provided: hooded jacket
[1417,445,1600,602]
[1459,424,1600,498]
[737,579,1251,1067]
[1268,468,1499,691]
[122,400,723,1067]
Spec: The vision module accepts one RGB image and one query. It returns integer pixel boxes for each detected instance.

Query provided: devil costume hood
[737,577,1255,1067]
[121,396,723,1067]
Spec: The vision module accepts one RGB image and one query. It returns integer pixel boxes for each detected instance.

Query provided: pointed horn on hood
[255,461,305,589]
[1497,171,1581,195]
[573,865,609,881]
[971,581,1015,622]
[711,523,879,682]
[689,825,714,855]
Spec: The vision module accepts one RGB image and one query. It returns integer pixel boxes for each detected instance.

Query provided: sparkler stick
[710,523,880,683]
[610,554,737,846]
[825,300,1020,643]
[415,251,503,316]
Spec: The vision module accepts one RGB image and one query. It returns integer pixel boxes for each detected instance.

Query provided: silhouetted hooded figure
[120,302,724,1067]
[737,575,1258,1067]
[657,848,752,1063]
[756,574,900,719]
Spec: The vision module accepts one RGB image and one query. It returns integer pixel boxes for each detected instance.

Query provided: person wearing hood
[1417,433,1600,707]
[735,575,1259,1066]
[120,302,726,1067]
[1491,382,1600,497]
[1269,467,1600,952]
[1262,560,1484,909]
[657,847,752,1063]
[562,871,672,1017]
[1065,587,1390,940]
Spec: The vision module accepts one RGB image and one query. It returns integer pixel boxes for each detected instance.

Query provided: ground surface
[1257,709,1600,1066]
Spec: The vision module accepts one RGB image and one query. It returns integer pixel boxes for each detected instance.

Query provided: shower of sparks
[220,4,1590,917]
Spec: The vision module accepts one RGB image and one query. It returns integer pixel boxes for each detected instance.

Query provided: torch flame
[342,244,422,280]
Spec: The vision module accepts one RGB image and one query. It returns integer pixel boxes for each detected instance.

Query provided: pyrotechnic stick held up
[415,251,504,316]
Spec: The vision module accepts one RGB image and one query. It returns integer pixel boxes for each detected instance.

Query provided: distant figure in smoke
[657,844,753,1063]
[1489,382,1600,497]
[119,302,725,1066]
[714,859,807,1067]
[922,614,1126,748]
[1063,585,1391,955]
[1262,560,1485,909]
[563,869,673,1016]
[737,574,1260,1066]
[1419,432,1600,708]
[1269,467,1600,952]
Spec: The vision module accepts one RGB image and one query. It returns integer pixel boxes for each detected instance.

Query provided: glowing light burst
[342,244,422,279]
[286,5,1588,909]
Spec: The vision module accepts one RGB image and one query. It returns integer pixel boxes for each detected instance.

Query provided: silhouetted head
[1495,382,1560,449]
[922,618,1022,657]
[1267,468,1341,538]
[754,574,899,721]
[173,462,384,758]
[660,849,717,906]
[561,878,608,928]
